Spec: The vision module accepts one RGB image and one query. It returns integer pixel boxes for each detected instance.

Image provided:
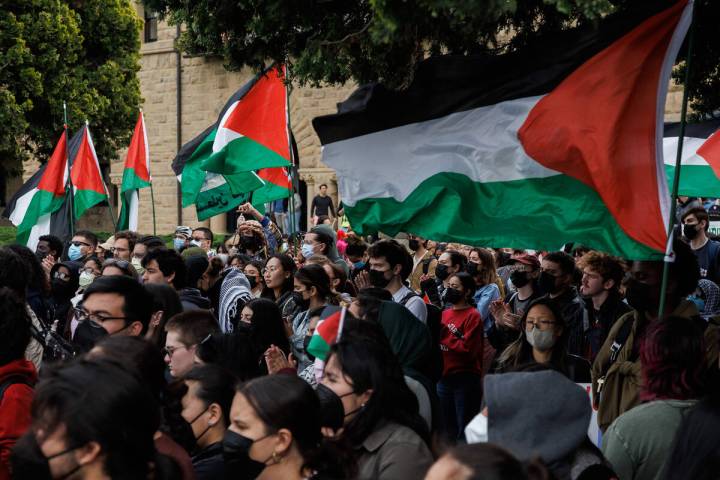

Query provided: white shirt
[392,285,428,324]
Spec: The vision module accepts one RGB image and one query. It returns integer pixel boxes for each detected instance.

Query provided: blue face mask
[689,295,706,313]
[354,261,365,269]
[68,244,83,261]
[173,238,186,251]
[301,243,315,259]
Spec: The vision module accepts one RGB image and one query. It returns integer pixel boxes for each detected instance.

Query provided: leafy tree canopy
[0,0,142,173]
[143,0,718,118]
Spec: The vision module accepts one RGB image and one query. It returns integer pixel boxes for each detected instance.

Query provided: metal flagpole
[285,63,298,237]
[63,102,75,238]
[658,8,696,318]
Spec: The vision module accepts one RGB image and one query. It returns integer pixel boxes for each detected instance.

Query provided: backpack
[399,291,444,383]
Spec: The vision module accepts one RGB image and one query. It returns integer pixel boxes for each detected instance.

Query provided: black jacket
[179,288,211,311]
[552,288,585,358]
[583,291,633,362]
[191,442,224,480]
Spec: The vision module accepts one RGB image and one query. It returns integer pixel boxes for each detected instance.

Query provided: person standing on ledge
[310,183,335,226]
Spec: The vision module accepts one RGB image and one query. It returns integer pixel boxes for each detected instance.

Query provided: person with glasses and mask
[49,260,81,336]
[67,230,98,263]
[70,275,153,353]
[494,297,590,382]
[71,257,103,307]
[163,310,220,379]
[192,227,216,256]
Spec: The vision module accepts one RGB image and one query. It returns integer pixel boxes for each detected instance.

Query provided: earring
[272,451,283,464]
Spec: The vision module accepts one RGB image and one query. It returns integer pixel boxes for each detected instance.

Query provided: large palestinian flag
[664,119,720,197]
[117,112,151,231]
[3,131,72,248]
[313,1,693,260]
[69,124,109,220]
[173,65,291,220]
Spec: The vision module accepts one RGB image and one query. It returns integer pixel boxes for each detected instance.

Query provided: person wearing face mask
[238,298,291,373]
[72,257,102,307]
[438,273,483,442]
[10,358,182,480]
[317,330,433,479]
[408,234,437,293]
[466,249,501,334]
[174,226,193,252]
[291,265,340,371]
[181,365,237,480]
[179,254,212,311]
[48,261,81,335]
[591,238,709,432]
[345,235,369,281]
[537,251,585,357]
[244,260,265,298]
[495,297,591,383]
[681,207,720,284]
[225,374,354,480]
[66,230,98,263]
[423,250,467,309]
[261,254,301,325]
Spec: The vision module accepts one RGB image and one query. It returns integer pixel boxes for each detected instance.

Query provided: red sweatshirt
[439,306,483,376]
[0,359,37,480]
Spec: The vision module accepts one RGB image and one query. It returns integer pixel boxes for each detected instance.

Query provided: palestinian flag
[313,1,693,260]
[172,65,291,220]
[3,131,72,248]
[252,167,292,207]
[664,119,720,197]
[69,124,109,220]
[117,112,151,231]
[306,307,346,361]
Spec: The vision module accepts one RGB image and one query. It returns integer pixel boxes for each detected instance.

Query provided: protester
[112,230,137,261]
[577,251,632,361]
[144,283,184,350]
[467,248,501,333]
[36,234,63,263]
[602,315,707,480]
[192,227,216,255]
[227,374,352,479]
[181,254,211,310]
[200,256,225,313]
[142,248,187,291]
[101,258,140,279]
[182,364,236,480]
[164,310,220,378]
[427,249,466,307]
[237,202,284,254]
[539,251,584,357]
[195,331,261,380]
[366,239,428,323]
[49,261,80,334]
[244,260,265,298]
[345,235,368,281]
[437,272,483,441]
[681,206,720,284]
[692,278,720,321]
[495,297,591,382]
[304,224,349,276]
[318,330,433,478]
[488,253,542,355]
[78,256,102,290]
[174,226,193,252]
[409,234,437,293]
[262,254,301,324]
[6,244,51,325]
[10,359,180,480]
[67,230,98,262]
[132,235,166,275]
[592,238,702,432]
[239,298,291,372]
[310,183,335,225]
[0,287,36,479]
[424,443,551,480]
[217,267,254,334]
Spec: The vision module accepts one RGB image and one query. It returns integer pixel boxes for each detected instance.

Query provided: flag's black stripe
[50,194,73,243]
[67,126,85,167]
[664,119,720,139]
[2,165,46,219]
[313,2,680,145]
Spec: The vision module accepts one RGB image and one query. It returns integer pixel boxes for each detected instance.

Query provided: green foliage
[0,0,142,174]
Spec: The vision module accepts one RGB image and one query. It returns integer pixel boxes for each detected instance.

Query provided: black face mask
[292,291,310,311]
[444,287,464,305]
[466,262,479,277]
[369,269,391,288]
[236,321,254,334]
[435,264,450,281]
[246,275,257,289]
[510,270,531,289]
[408,239,420,251]
[683,223,700,240]
[303,336,315,361]
[538,271,560,295]
[241,235,259,251]
[315,383,360,432]
[222,429,268,480]
[72,320,109,353]
[36,250,48,262]
[11,432,82,480]
[51,279,75,300]
[624,278,658,314]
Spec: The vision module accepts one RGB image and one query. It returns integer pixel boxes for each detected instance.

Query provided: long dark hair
[328,330,430,449]
[295,264,340,306]
[184,364,237,428]
[7,244,49,294]
[262,254,296,300]
[244,298,291,356]
[497,297,568,372]
[450,272,477,305]
[239,375,355,478]
[196,332,263,381]
[448,443,552,480]
[144,283,184,350]
[27,359,161,480]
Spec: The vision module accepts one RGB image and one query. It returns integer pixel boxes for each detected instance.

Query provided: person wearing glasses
[163,310,220,379]
[494,297,590,382]
[70,276,154,353]
[192,227,215,255]
[67,230,98,263]
[112,230,137,261]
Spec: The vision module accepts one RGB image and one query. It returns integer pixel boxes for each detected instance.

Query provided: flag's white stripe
[213,101,245,153]
[140,111,151,181]
[84,124,111,198]
[9,188,39,226]
[663,137,709,167]
[654,0,694,228]
[128,189,139,231]
[322,96,559,207]
[27,213,51,250]
[200,172,229,192]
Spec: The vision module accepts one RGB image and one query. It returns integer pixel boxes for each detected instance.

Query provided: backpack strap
[608,316,634,364]
[0,375,34,405]
[422,257,433,275]
[399,291,420,306]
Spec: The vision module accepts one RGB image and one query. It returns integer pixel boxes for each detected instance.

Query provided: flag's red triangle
[124,112,150,181]
[518,1,689,253]
[258,167,290,189]
[222,66,289,161]
[70,127,106,194]
[697,130,720,180]
[38,131,68,197]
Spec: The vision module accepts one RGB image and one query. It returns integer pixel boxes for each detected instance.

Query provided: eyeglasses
[73,307,129,325]
[192,237,208,242]
[163,344,195,358]
[80,267,97,275]
[111,246,129,253]
[71,241,91,247]
[525,319,556,330]
[262,266,280,275]
[53,271,70,281]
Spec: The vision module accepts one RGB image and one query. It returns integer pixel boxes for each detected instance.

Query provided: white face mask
[131,257,145,275]
[464,412,488,443]
[526,327,557,352]
[79,271,95,288]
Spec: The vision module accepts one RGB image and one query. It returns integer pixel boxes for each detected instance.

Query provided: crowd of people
[1,197,720,479]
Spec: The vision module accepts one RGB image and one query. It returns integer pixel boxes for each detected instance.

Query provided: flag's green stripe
[121,167,151,193]
[252,181,290,206]
[16,190,63,237]
[117,189,133,231]
[307,335,331,361]
[344,172,661,260]
[182,129,217,208]
[74,189,107,219]
[665,164,720,198]
[224,172,264,195]
[202,136,290,175]
[196,188,251,221]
